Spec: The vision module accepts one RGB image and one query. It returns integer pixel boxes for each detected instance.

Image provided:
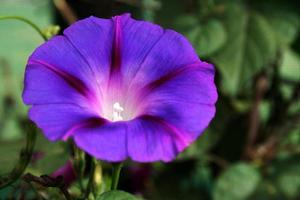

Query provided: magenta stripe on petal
[144,62,201,91]
[136,61,214,103]
[139,115,193,151]
[63,117,108,140]
[29,59,95,101]
[110,15,123,73]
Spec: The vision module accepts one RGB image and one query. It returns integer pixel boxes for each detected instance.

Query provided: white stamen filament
[112,102,124,121]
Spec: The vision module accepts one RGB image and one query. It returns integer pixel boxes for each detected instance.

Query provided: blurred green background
[0,0,300,199]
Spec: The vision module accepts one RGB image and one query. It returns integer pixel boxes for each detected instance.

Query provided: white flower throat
[112,102,124,121]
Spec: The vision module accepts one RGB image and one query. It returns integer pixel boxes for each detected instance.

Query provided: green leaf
[174,16,226,57]
[262,7,299,47]
[271,157,300,198]
[259,101,271,123]
[173,15,198,30]
[213,5,276,96]
[280,48,300,82]
[279,49,300,113]
[178,129,220,159]
[213,162,261,200]
[96,190,141,200]
[155,0,186,26]
[194,20,227,57]
[279,129,300,154]
[277,167,300,198]
[247,180,283,200]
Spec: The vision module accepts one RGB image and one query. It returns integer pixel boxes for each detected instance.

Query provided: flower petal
[127,115,193,162]
[63,16,116,89]
[72,115,192,162]
[138,62,217,141]
[143,62,217,104]
[118,15,164,85]
[123,28,200,89]
[73,122,127,162]
[29,104,101,141]
[23,62,89,107]
[24,35,103,111]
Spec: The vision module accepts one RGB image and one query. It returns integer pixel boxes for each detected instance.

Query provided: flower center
[112,102,124,121]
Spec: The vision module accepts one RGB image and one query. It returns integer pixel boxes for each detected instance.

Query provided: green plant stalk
[93,161,103,196]
[73,144,85,193]
[0,16,47,40]
[0,16,47,189]
[110,162,123,190]
[83,158,103,199]
[0,126,37,189]
[85,159,95,199]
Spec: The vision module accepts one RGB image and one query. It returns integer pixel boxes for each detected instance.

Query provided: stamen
[112,102,124,121]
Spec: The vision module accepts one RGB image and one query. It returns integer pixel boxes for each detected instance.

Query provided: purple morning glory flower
[22,14,217,162]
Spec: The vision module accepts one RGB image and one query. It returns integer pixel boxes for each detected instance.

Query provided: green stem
[0,126,37,189]
[84,158,95,199]
[0,16,47,41]
[0,16,46,189]
[93,161,103,196]
[110,162,123,190]
[73,144,85,193]
[85,158,102,199]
